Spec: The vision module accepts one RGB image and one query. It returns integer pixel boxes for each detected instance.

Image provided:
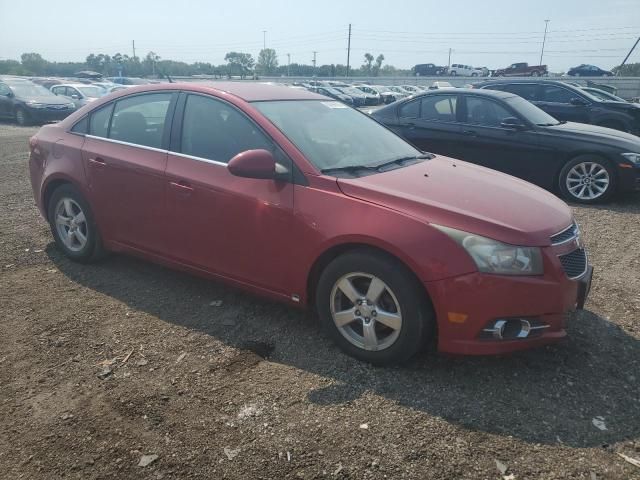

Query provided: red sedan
[29,82,592,364]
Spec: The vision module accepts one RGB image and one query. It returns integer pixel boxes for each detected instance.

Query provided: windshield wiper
[320,165,379,175]
[373,153,434,171]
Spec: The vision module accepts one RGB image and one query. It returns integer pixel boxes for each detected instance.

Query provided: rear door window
[399,99,420,118]
[420,95,457,122]
[499,83,538,101]
[541,85,575,104]
[179,94,272,163]
[109,93,172,148]
[89,103,114,137]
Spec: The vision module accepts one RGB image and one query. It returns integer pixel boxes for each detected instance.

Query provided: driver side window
[180,94,273,163]
[464,97,512,127]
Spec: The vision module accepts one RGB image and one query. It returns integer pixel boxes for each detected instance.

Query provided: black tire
[558,154,617,204]
[15,107,30,126]
[316,250,434,365]
[47,184,106,263]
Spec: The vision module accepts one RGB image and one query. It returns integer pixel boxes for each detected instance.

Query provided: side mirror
[228,149,278,180]
[71,94,80,100]
[500,117,527,130]
[570,97,588,106]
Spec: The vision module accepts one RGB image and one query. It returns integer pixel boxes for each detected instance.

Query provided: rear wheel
[316,250,434,365]
[559,155,616,204]
[47,184,105,262]
[15,107,30,126]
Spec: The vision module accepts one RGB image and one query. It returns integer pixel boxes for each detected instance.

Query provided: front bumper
[25,105,75,123]
[617,162,640,192]
[426,258,593,356]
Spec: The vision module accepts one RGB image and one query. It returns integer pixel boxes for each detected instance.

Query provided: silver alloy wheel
[330,272,402,351]
[54,197,88,252]
[565,161,610,200]
[15,109,26,125]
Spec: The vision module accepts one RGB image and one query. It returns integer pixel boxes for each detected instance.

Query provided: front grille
[47,105,67,110]
[551,223,577,245]
[558,248,587,279]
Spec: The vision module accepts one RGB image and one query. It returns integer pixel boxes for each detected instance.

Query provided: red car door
[164,93,294,295]
[82,92,176,253]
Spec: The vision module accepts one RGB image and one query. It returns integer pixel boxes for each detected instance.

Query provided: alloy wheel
[330,272,402,351]
[54,197,89,252]
[565,162,610,201]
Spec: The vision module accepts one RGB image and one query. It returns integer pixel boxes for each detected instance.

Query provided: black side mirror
[570,97,588,106]
[500,117,527,130]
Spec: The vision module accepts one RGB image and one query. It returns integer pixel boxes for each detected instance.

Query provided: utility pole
[447,48,452,69]
[620,36,640,73]
[312,51,317,76]
[132,40,136,59]
[263,30,266,50]
[346,23,352,78]
[287,53,291,77]
[539,19,550,66]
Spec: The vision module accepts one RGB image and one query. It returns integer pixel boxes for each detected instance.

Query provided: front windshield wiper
[373,153,434,171]
[320,165,379,175]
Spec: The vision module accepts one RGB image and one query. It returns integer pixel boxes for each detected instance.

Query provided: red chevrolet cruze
[29,83,593,364]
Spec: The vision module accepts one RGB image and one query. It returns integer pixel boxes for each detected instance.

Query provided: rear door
[164,93,295,293]
[536,84,591,123]
[81,91,177,253]
[394,94,464,157]
[0,83,13,118]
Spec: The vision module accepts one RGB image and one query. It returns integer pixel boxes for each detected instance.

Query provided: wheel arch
[556,150,619,189]
[42,176,78,217]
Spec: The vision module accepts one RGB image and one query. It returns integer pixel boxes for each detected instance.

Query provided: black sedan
[567,64,613,77]
[474,80,640,135]
[371,89,640,203]
[0,78,76,125]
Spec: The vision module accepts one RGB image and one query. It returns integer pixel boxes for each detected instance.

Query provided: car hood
[544,121,640,146]
[19,95,71,105]
[336,156,573,247]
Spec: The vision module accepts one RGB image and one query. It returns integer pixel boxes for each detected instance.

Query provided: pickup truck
[493,63,548,77]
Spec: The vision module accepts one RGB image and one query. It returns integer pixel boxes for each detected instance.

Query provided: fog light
[482,318,549,340]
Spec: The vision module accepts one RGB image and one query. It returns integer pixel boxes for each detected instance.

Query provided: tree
[145,51,161,75]
[20,52,47,75]
[224,52,255,78]
[363,53,374,74]
[257,48,278,75]
[612,62,640,76]
[373,54,385,76]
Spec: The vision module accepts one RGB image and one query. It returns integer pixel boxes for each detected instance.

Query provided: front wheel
[48,184,106,262]
[316,250,434,365]
[559,155,616,204]
[15,107,30,126]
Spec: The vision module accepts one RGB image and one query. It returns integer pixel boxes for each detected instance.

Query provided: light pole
[263,30,266,50]
[539,19,550,66]
[287,53,291,77]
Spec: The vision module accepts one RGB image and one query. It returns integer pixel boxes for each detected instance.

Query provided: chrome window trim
[85,134,168,154]
[168,150,227,167]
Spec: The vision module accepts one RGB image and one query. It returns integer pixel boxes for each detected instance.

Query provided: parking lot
[1,122,639,479]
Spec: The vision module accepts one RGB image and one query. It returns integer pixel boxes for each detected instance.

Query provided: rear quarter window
[89,103,114,137]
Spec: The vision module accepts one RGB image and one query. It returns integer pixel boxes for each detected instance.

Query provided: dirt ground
[1,122,639,480]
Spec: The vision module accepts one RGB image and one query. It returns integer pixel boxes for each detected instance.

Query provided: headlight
[26,102,45,109]
[621,153,640,165]
[434,225,544,275]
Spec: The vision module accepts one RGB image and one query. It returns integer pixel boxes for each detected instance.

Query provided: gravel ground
[1,122,639,479]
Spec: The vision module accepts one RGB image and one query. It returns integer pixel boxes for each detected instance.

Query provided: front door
[164,93,294,294]
[82,92,176,253]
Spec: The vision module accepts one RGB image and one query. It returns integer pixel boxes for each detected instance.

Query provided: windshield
[8,82,54,97]
[77,86,104,98]
[253,100,420,172]
[505,95,560,126]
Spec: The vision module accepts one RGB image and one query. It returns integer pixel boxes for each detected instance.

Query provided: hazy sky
[1,0,638,72]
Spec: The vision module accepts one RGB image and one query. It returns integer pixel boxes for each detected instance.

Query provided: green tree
[144,51,161,75]
[257,48,278,75]
[373,54,385,76]
[224,52,255,78]
[20,52,47,75]
[363,53,374,74]
[612,62,640,76]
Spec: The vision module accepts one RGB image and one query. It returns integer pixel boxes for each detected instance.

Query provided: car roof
[474,79,577,88]
[54,83,96,88]
[422,88,515,99]
[97,81,328,102]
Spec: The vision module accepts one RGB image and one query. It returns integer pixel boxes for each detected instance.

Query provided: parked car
[493,63,548,77]
[371,89,640,203]
[413,63,447,76]
[369,85,403,103]
[581,87,628,103]
[0,78,76,125]
[31,77,64,90]
[385,86,411,99]
[311,86,354,105]
[474,79,640,134]
[29,82,592,364]
[448,64,484,77]
[400,85,423,94]
[567,64,613,77]
[353,85,383,104]
[50,83,106,107]
[429,81,455,90]
[334,86,375,106]
[107,77,155,85]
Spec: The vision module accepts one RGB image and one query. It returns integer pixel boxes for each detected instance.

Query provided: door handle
[169,180,194,192]
[88,157,106,167]
[462,130,476,136]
